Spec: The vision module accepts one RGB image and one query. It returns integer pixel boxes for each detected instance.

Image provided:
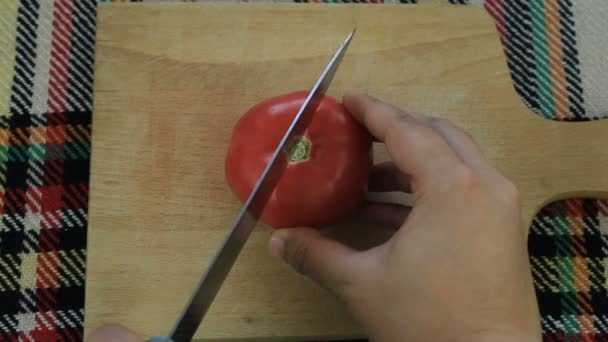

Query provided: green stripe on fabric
[28,144,45,162]
[530,0,556,119]
[63,141,89,160]
[557,258,581,334]
[552,202,570,235]
[552,202,574,262]
[2,144,50,162]
[0,164,6,185]
[556,256,576,292]
[8,145,27,162]
[0,146,7,163]
[561,291,578,314]
[64,143,77,160]
[561,314,581,335]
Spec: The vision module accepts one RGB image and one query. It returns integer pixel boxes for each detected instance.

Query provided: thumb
[88,324,142,342]
[270,227,362,297]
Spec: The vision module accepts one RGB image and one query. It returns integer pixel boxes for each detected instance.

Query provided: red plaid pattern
[0,1,606,342]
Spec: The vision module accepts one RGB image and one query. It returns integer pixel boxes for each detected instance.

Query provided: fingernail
[269,230,288,258]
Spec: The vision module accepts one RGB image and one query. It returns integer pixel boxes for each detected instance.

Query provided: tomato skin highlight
[225,91,373,229]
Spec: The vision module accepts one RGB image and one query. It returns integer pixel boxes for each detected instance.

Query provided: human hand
[88,93,541,342]
[269,92,542,342]
[88,324,141,342]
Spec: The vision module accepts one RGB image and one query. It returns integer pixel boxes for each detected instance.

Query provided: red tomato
[225,91,373,228]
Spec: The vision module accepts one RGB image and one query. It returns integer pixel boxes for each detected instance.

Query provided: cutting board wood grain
[86,3,608,341]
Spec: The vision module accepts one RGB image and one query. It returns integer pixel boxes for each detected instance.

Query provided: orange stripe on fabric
[567,201,593,324]
[45,125,66,145]
[566,199,585,235]
[573,257,590,292]
[570,233,586,256]
[577,315,595,341]
[0,128,9,146]
[29,127,47,145]
[544,0,572,120]
[543,14,569,112]
[65,124,90,141]
[8,127,30,145]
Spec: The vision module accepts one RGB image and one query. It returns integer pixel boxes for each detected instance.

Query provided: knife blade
[151,29,355,342]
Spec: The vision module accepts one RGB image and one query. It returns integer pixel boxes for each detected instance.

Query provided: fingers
[88,324,142,342]
[270,228,371,298]
[322,220,396,251]
[426,117,488,170]
[345,92,492,177]
[369,162,411,192]
[343,92,464,189]
[360,202,410,228]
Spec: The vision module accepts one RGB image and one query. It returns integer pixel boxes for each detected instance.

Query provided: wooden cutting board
[86,3,608,341]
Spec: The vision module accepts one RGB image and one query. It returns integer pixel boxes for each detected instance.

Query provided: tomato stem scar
[285,135,311,163]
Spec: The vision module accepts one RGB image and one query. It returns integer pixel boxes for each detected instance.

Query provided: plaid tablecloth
[0,1,606,341]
